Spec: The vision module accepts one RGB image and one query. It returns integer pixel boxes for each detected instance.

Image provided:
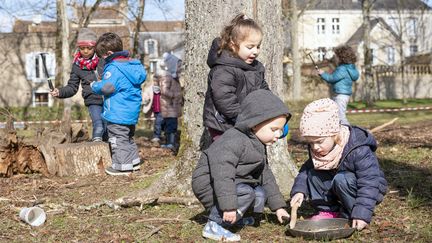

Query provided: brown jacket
[157,73,182,118]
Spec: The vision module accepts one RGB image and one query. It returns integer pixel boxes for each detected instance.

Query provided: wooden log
[49,142,112,176]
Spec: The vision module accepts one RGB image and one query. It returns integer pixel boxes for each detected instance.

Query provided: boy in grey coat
[192,89,291,241]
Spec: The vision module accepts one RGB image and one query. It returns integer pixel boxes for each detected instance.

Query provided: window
[32,91,49,107]
[388,17,398,33]
[332,18,340,34]
[406,18,417,37]
[386,46,395,65]
[144,39,158,57]
[317,18,325,34]
[25,52,55,83]
[317,47,326,61]
[149,60,158,73]
[409,45,418,55]
[368,48,376,65]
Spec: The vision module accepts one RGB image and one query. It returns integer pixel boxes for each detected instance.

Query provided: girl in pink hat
[290,98,387,231]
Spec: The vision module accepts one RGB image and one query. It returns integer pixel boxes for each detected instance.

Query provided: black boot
[253,213,263,227]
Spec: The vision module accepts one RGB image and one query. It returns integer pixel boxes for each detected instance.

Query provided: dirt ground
[0,120,431,242]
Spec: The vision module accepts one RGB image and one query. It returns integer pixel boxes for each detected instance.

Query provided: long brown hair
[218,13,262,56]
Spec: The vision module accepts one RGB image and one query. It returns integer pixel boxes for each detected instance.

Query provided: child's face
[236,30,262,64]
[305,136,337,156]
[79,46,95,59]
[252,115,286,146]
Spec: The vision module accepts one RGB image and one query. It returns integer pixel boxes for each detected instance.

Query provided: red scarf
[73,52,99,70]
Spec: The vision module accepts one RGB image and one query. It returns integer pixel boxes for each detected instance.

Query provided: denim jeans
[153,112,164,139]
[88,105,106,139]
[164,117,178,133]
[208,183,266,225]
[307,170,357,217]
[332,94,351,125]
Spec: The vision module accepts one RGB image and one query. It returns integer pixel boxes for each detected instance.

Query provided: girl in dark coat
[203,13,270,141]
[193,90,291,241]
[290,98,387,231]
[50,28,105,141]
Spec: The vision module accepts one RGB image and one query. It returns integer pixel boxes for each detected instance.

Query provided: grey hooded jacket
[203,38,270,132]
[192,89,291,211]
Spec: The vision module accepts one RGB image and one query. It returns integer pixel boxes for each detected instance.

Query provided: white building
[297,0,432,65]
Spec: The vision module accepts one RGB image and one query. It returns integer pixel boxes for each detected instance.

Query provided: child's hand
[290,193,304,208]
[275,208,290,223]
[317,69,324,75]
[50,88,59,97]
[223,210,237,224]
[352,219,368,231]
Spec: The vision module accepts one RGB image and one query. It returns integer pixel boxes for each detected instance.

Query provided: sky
[0,0,185,32]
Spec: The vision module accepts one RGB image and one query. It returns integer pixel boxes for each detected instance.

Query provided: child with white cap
[290,98,387,231]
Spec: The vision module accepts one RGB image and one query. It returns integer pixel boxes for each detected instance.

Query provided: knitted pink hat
[76,28,97,47]
[299,98,340,137]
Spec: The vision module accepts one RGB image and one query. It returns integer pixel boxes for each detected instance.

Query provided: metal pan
[286,218,355,240]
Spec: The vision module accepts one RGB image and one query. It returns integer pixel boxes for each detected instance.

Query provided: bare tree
[115,0,298,206]
[362,0,377,106]
[56,0,72,139]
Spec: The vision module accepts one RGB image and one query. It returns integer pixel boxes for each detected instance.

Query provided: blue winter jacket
[91,54,147,125]
[290,126,387,223]
[320,63,359,95]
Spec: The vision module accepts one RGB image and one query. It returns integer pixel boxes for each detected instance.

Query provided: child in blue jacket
[91,32,147,176]
[318,45,359,125]
[290,98,387,231]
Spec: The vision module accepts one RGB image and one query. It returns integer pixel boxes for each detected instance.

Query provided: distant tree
[362,0,377,106]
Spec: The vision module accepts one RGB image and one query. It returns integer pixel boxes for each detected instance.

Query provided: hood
[206,37,258,71]
[163,53,181,78]
[111,59,147,86]
[344,126,377,156]
[235,89,291,133]
[345,64,359,81]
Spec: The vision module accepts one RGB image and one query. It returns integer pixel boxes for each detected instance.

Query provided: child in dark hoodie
[290,98,387,231]
[317,45,359,125]
[203,13,270,141]
[193,90,291,241]
[50,28,106,141]
[91,32,147,176]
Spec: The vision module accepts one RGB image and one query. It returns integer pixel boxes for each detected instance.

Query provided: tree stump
[47,142,112,176]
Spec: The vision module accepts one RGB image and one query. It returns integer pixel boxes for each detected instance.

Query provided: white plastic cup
[19,207,46,226]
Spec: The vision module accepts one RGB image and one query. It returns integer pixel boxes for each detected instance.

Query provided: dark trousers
[88,104,106,139]
[208,183,266,225]
[164,117,178,133]
[307,170,357,217]
[153,112,164,139]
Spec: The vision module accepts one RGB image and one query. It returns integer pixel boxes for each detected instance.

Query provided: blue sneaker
[235,216,255,227]
[202,221,240,241]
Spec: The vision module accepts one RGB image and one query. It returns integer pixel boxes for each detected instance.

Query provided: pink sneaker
[310,211,340,220]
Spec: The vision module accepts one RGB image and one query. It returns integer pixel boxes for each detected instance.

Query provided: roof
[346,17,402,46]
[297,0,430,11]
[131,21,184,32]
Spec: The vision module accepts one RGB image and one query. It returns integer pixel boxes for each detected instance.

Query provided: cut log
[49,142,111,176]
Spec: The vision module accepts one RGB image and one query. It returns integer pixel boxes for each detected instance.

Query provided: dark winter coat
[192,89,291,212]
[290,126,387,223]
[203,38,270,132]
[58,57,105,106]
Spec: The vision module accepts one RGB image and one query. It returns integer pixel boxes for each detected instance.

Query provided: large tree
[117,0,298,206]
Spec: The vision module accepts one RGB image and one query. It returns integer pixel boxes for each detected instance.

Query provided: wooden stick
[289,204,299,229]
[370,118,399,133]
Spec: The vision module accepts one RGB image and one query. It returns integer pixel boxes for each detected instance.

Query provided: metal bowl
[286,218,355,240]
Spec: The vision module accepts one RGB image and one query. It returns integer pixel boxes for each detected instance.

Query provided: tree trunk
[132,0,145,59]
[49,142,111,176]
[57,0,72,141]
[289,0,302,100]
[120,0,298,204]
[362,0,376,106]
